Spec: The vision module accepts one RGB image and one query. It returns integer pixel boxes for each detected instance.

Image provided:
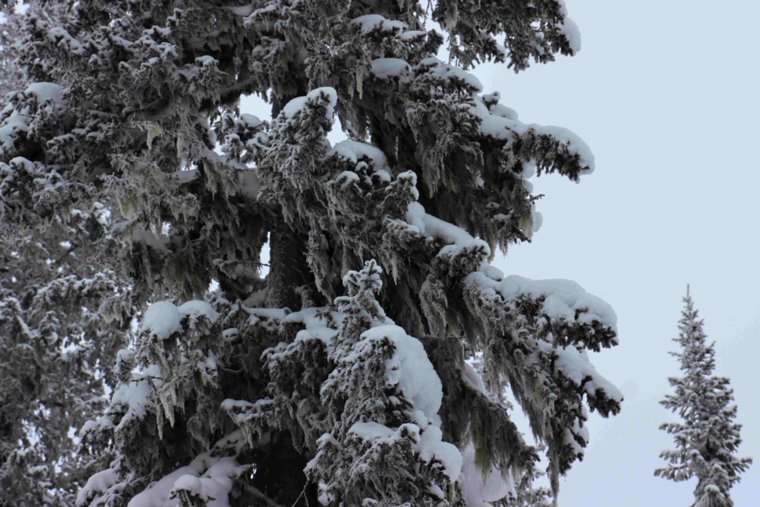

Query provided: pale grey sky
[242,1,760,504]
[484,1,759,505]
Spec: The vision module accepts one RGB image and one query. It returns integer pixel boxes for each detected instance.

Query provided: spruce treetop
[656,289,752,507]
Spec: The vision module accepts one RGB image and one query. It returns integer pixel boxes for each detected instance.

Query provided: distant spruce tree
[1,1,622,505]
[656,288,752,507]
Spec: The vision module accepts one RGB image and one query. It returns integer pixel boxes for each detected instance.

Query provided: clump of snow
[521,161,536,178]
[560,16,582,53]
[194,55,217,66]
[329,139,388,168]
[334,170,360,188]
[140,301,181,339]
[76,468,118,506]
[468,96,595,173]
[557,1,582,53]
[348,421,462,482]
[361,324,443,424]
[128,453,244,507]
[239,113,262,128]
[482,265,504,282]
[459,443,514,506]
[416,424,462,481]
[281,97,308,119]
[490,104,519,121]
[405,202,490,258]
[462,362,487,394]
[538,125,595,174]
[0,83,63,151]
[536,341,623,402]
[349,421,396,440]
[281,87,337,121]
[25,82,65,102]
[110,364,163,430]
[418,57,483,92]
[503,275,616,329]
[467,272,617,331]
[178,300,219,323]
[399,30,426,40]
[269,307,342,346]
[532,210,543,233]
[370,58,411,79]
[351,14,406,34]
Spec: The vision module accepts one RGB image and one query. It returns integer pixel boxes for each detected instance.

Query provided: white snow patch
[419,57,483,91]
[532,210,543,233]
[405,202,490,258]
[194,55,217,66]
[0,82,64,150]
[462,362,487,394]
[459,443,514,506]
[25,82,64,102]
[560,16,582,53]
[351,14,406,34]
[110,364,163,429]
[178,300,219,323]
[399,30,426,40]
[537,341,623,403]
[370,58,411,79]
[469,97,595,173]
[329,139,388,167]
[360,324,443,425]
[128,453,243,507]
[349,421,396,440]
[349,422,462,482]
[281,87,337,121]
[467,272,617,331]
[141,301,181,339]
[76,468,118,506]
[243,307,288,326]
[416,424,462,481]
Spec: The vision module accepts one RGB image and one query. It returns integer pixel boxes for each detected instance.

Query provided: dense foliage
[0,1,622,505]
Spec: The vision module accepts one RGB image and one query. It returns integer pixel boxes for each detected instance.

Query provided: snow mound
[178,300,219,323]
[76,468,118,506]
[0,82,64,151]
[351,14,406,34]
[348,421,462,481]
[370,58,411,79]
[110,364,163,430]
[281,87,337,121]
[25,82,65,102]
[141,300,181,339]
[405,202,490,258]
[469,96,595,174]
[467,271,617,331]
[537,341,623,402]
[360,324,443,424]
[329,139,388,167]
[128,453,244,507]
[418,57,483,91]
[459,443,514,506]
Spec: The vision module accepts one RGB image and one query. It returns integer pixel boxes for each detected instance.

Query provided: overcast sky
[243,1,759,504]
[482,1,759,505]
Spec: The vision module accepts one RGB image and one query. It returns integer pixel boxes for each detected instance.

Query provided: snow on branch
[128,452,246,507]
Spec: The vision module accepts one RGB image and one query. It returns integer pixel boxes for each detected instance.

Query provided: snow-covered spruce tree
[1,1,622,505]
[656,289,752,507]
[0,2,28,97]
[0,4,136,501]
